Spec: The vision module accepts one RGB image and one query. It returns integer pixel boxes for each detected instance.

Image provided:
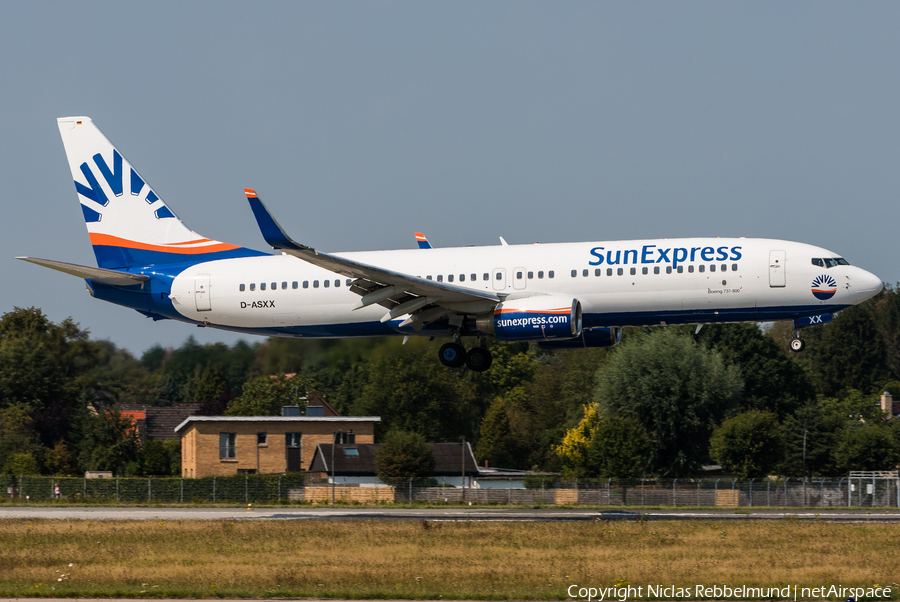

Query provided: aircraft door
[194,274,211,311]
[492,268,506,291]
[769,251,786,287]
[513,267,527,290]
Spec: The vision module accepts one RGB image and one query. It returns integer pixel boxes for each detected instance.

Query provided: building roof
[308,442,479,477]
[118,405,202,440]
[174,415,381,434]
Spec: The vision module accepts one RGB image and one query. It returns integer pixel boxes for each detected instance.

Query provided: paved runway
[2,506,900,522]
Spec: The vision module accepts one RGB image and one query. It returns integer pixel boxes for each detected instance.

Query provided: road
[2,506,900,521]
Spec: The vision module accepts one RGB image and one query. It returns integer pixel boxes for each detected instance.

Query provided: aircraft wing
[16,257,150,285]
[244,189,500,325]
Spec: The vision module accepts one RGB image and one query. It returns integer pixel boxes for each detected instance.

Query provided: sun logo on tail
[811,274,837,300]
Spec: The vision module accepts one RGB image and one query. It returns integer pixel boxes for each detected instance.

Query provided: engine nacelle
[537,327,622,349]
[476,296,582,341]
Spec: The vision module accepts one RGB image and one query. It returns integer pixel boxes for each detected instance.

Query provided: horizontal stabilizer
[16,257,150,285]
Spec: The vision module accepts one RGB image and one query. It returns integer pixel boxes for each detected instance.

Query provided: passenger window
[549,271,555,278]
[595,269,601,277]
[516,272,523,280]
[470,274,476,281]
[654,266,660,275]
[720,264,727,272]
[438,275,443,282]
[483,273,489,281]
[677,266,683,274]
[250,283,255,291]
[666,266,673,274]
[303,281,309,289]
[346,279,352,286]
[688,265,694,273]
[324,280,330,288]
[710,265,716,272]
[571,270,577,278]
[528,271,534,279]
[335,280,340,287]
[732,263,738,271]
[271,282,276,290]
[448,274,454,282]
[460,274,465,282]
[313,280,319,288]
[261,282,266,291]
[538,271,544,279]
[642,267,648,275]
[699,265,705,273]
[239,284,245,292]
[427,275,432,280]
[282,282,287,290]
[630,267,636,275]
[495,273,502,280]
[583,269,589,277]
[607,268,613,276]
[617,268,623,276]
[292,281,298,289]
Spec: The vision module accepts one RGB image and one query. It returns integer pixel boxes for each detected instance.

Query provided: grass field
[1,519,898,599]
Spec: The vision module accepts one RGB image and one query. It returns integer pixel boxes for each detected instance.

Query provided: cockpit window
[814,257,850,268]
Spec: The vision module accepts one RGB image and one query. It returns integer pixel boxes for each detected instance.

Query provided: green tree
[583,414,651,479]
[45,440,76,475]
[225,374,303,416]
[594,329,743,477]
[801,301,892,396]
[779,402,844,477]
[696,323,813,418]
[140,439,180,476]
[474,388,537,469]
[78,410,139,474]
[374,430,436,486]
[3,453,39,475]
[709,410,783,479]
[194,363,232,415]
[352,343,479,441]
[835,424,900,473]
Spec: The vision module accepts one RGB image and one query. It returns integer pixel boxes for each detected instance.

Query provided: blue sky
[2,2,898,355]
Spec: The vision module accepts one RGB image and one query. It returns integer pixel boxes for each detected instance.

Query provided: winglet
[244,189,313,253]
[414,232,432,249]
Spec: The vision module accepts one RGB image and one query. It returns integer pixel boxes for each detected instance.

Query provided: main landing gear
[790,330,805,353]
[439,336,493,372]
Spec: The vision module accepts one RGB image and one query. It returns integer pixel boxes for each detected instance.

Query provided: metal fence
[1,474,898,507]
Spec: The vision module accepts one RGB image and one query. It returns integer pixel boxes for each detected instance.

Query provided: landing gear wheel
[439,342,467,367]
[790,338,805,352]
[466,347,493,372]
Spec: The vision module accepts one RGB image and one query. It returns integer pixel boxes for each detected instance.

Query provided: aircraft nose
[854,268,884,303]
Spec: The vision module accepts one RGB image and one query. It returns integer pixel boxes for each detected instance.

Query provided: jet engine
[475,296,582,341]
[537,327,622,349]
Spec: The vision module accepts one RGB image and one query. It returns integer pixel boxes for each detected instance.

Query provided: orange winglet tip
[244,188,258,198]
[414,232,427,240]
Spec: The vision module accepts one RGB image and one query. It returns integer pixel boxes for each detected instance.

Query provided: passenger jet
[17,117,884,371]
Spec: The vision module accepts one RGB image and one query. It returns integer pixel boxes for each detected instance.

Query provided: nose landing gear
[790,330,805,352]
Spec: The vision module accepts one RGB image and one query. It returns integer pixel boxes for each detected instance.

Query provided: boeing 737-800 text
[17,117,884,371]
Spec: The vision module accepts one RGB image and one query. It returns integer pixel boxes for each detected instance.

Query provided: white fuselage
[165,237,882,338]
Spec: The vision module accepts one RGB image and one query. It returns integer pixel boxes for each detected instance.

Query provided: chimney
[882,392,894,419]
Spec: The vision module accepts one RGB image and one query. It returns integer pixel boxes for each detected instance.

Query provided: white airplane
[18,117,884,371]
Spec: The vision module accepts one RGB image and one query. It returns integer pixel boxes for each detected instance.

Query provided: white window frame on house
[220,432,236,459]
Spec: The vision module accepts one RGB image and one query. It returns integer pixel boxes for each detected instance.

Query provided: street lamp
[332,429,342,504]
[802,430,809,507]
[460,435,466,502]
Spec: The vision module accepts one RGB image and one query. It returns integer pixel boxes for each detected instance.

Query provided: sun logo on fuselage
[811,274,837,300]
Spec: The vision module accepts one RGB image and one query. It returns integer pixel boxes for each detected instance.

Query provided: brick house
[175,415,380,477]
